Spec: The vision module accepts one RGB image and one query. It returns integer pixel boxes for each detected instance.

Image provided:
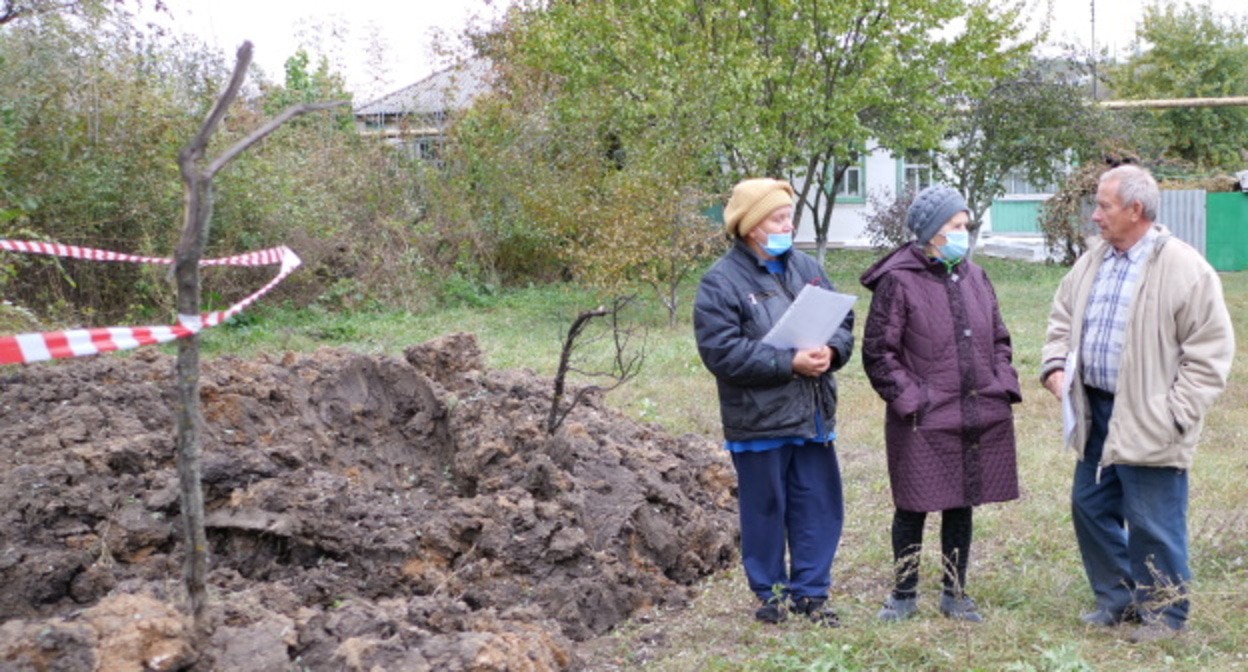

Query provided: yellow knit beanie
[724,178,795,238]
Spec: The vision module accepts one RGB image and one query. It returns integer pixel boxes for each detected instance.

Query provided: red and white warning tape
[0,239,301,365]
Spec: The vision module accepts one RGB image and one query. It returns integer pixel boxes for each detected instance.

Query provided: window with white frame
[835,164,862,199]
[902,150,933,194]
[824,159,865,201]
[1002,168,1061,195]
[406,136,444,167]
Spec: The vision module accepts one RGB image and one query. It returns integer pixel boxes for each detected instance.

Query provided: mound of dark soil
[0,333,738,670]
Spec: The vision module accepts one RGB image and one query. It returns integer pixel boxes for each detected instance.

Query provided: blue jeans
[731,442,844,603]
[1072,388,1190,627]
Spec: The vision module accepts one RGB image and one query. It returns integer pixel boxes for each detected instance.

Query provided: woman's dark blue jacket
[693,241,855,442]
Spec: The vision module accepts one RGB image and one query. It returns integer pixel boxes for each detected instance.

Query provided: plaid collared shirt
[1080,228,1158,392]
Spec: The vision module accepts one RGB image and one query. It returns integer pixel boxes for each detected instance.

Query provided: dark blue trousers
[1072,388,1191,627]
[731,442,844,603]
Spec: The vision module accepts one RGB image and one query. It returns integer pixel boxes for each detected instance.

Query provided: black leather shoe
[1081,605,1141,627]
[791,596,840,627]
[754,599,787,624]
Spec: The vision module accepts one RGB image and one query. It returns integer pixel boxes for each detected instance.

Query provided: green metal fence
[1206,193,1248,272]
[988,199,1043,234]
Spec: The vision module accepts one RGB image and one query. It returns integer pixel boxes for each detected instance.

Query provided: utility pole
[1090,0,1098,99]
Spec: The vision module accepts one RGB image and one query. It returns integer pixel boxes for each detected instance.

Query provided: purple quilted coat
[860,244,1021,512]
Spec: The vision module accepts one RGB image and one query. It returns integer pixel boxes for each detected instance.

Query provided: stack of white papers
[1062,352,1078,445]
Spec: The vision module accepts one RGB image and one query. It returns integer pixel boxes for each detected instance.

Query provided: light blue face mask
[937,230,969,260]
[763,233,793,256]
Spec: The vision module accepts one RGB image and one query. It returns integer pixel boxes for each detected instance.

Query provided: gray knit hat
[906,185,968,244]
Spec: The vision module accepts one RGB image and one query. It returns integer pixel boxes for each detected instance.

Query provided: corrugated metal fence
[1159,189,1206,256]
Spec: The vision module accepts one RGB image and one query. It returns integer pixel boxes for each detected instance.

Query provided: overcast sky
[144,0,1247,102]
[141,0,506,102]
[1041,0,1245,52]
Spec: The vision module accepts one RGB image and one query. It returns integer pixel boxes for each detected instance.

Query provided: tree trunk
[816,159,848,267]
[172,176,211,628]
[792,153,820,242]
[170,40,345,637]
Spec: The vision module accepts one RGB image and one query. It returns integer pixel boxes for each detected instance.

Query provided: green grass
[197,249,1248,671]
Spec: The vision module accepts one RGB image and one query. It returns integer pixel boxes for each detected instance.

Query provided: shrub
[862,187,915,252]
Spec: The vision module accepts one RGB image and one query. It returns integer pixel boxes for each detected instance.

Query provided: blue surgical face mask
[937,230,969,260]
[763,233,793,256]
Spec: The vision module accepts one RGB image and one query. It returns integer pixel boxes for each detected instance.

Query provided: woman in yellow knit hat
[693,177,855,626]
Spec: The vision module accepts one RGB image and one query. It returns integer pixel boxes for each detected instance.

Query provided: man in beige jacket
[1041,164,1234,643]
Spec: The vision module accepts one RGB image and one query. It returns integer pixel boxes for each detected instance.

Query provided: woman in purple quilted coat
[859,185,1021,624]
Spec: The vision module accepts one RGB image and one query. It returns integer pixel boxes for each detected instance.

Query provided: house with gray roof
[354,58,491,164]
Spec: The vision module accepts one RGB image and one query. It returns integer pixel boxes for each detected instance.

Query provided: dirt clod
[0,333,737,669]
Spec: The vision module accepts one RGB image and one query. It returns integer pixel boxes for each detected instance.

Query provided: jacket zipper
[772,268,827,441]
[771,273,795,301]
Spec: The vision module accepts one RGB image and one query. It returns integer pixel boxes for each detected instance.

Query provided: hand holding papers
[761,284,856,350]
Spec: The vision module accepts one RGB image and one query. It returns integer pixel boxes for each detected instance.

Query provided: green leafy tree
[935,56,1105,249]
[1111,0,1248,169]
[452,0,1033,275]
[435,0,734,314]
[263,48,354,130]
[565,140,719,328]
[431,69,570,287]
[441,0,1033,303]
[0,99,32,223]
[724,0,1031,263]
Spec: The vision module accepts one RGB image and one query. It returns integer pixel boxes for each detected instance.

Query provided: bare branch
[545,298,644,434]
[608,295,644,377]
[207,100,348,177]
[549,387,595,435]
[565,367,627,379]
[0,0,78,25]
[181,42,254,169]
[550,371,640,434]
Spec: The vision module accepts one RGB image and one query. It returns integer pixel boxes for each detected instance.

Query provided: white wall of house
[784,147,1069,247]
[789,148,934,248]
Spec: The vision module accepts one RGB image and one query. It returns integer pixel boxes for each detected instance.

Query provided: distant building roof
[354,58,491,119]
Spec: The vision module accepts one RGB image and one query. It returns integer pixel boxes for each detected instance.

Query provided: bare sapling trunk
[814,155,848,267]
[648,216,715,330]
[546,295,645,434]
[173,41,345,635]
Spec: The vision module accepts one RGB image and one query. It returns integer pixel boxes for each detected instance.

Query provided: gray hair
[1100,165,1159,222]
